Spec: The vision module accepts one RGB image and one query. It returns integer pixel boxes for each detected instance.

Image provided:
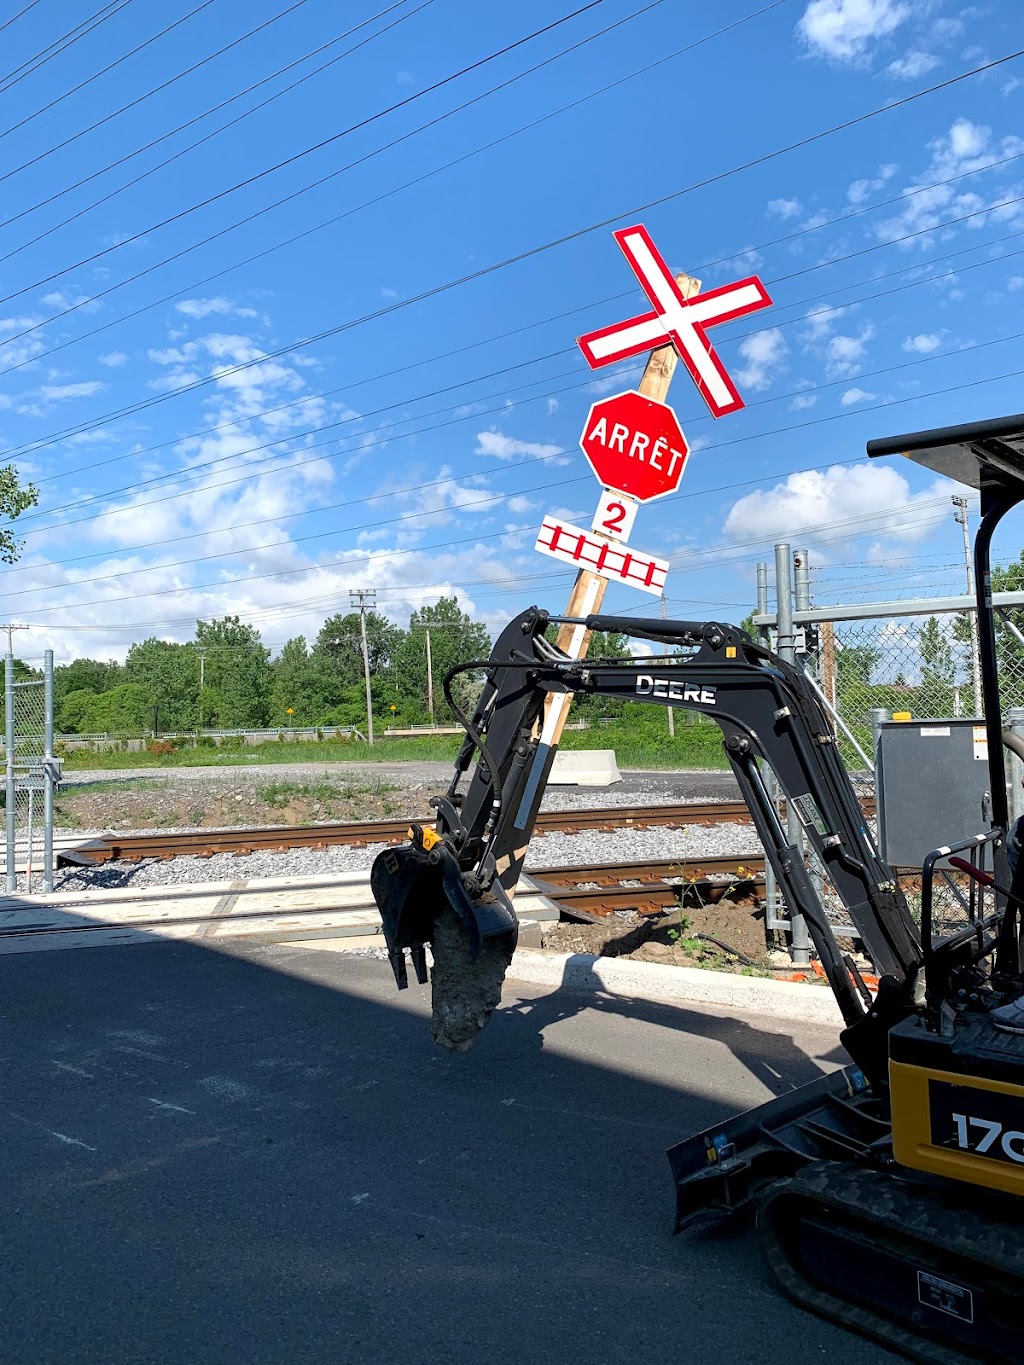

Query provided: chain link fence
[3,651,58,894]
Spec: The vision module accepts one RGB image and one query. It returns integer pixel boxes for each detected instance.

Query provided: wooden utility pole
[821,619,837,714]
[540,273,700,751]
[425,628,434,722]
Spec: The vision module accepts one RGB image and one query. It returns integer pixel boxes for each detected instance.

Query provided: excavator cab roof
[866,411,1024,494]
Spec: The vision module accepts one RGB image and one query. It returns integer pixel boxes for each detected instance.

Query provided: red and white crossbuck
[577,224,772,419]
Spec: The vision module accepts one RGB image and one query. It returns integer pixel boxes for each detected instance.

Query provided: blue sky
[0,0,1023,662]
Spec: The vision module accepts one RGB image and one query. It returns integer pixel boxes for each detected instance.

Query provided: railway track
[530,853,765,919]
[2,855,765,953]
[57,799,871,866]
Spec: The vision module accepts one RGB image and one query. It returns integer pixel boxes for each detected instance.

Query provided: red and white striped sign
[535,514,668,595]
[577,224,772,419]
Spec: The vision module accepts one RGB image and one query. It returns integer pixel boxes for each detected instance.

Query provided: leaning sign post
[531,222,771,757]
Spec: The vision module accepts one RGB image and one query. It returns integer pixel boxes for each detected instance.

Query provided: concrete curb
[508,948,844,1026]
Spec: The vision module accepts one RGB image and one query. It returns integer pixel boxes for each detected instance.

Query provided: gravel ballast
[53,820,765,892]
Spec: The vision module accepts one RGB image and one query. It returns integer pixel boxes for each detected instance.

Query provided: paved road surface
[0,944,899,1364]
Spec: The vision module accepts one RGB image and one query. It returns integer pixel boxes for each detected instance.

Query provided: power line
[0,0,130,95]
[0,0,45,40]
[0,2,797,384]
[0,0,421,236]
[2,42,1018,448]
[0,0,618,308]
[11,199,1024,529]
[0,0,665,343]
[14,361,1024,621]
[0,0,324,196]
[0,0,219,145]
[12,302,1023,557]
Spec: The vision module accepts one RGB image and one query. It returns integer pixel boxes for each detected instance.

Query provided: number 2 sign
[592,488,638,542]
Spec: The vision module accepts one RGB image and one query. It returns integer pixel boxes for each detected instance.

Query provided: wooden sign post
[540,272,700,755]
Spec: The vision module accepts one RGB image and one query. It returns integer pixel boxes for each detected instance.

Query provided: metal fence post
[5,653,14,895]
[775,543,810,966]
[1007,706,1024,825]
[44,650,54,894]
[756,562,779,937]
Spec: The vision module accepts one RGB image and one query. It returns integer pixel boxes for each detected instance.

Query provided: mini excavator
[370,413,1024,1364]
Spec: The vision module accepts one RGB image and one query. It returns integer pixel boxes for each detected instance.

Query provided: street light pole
[349,588,376,746]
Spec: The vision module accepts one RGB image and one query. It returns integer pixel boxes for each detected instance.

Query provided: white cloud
[801,303,847,341]
[38,381,104,401]
[1008,276,1024,291]
[723,464,950,547]
[791,393,817,410]
[840,386,877,405]
[886,49,939,80]
[734,328,788,391]
[506,495,539,514]
[797,0,910,62]
[175,297,258,320]
[98,351,129,367]
[874,118,1024,245]
[474,430,564,462]
[847,163,898,203]
[767,197,802,219]
[902,331,945,353]
[825,325,874,379]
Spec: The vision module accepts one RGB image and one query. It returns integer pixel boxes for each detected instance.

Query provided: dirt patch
[53,775,419,831]
[542,895,774,975]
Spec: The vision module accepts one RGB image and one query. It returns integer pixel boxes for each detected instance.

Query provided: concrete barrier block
[549,749,621,786]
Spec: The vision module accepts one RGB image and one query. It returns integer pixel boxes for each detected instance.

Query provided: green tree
[54,658,123,710]
[195,616,272,728]
[312,610,401,691]
[919,616,953,687]
[0,465,38,563]
[269,636,314,725]
[957,548,1024,706]
[836,642,881,686]
[394,597,491,720]
[124,639,198,731]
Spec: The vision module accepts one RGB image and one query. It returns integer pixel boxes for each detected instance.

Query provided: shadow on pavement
[0,915,895,1365]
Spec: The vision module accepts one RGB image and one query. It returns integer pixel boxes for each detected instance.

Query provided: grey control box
[876,718,992,869]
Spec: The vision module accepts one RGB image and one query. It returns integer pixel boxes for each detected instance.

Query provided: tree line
[48,597,493,735]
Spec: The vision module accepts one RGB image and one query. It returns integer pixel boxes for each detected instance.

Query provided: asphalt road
[0,944,899,1365]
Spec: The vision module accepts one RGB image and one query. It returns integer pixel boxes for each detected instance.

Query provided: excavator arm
[370,606,923,1065]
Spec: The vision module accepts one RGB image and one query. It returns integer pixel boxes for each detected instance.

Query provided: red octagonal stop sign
[579,389,689,502]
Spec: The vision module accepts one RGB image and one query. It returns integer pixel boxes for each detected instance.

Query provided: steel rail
[57,800,872,866]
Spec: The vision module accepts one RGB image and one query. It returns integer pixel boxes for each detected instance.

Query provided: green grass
[59,719,729,772]
[255,777,398,808]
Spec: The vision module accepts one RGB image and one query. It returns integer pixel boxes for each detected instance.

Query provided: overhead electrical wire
[11,193,1024,522]
[2,41,1019,450]
[14,361,1024,619]
[0,0,797,379]
[0,0,219,145]
[0,0,45,40]
[0,0,433,257]
[0,0,327,197]
[0,0,621,308]
[0,0,131,96]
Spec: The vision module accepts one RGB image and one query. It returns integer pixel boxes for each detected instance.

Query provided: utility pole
[660,592,674,738]
[425,627,434,723]
[2,623,29,658]
[197,647,206,732]
[350,588,376,746]
[953,495,984,717]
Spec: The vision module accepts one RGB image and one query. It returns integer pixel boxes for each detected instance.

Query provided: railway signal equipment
[373,409,1024,1364]
[534,514,668,594]
[577,223,772,418]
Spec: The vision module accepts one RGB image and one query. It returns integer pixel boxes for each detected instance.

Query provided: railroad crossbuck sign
[577,223,772,419]
[580,389,688,502]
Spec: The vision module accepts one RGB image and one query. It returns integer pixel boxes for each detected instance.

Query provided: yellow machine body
[889,1013,1024,1198]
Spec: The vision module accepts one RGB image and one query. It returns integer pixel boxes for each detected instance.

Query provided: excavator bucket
[370,825,518,1051]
